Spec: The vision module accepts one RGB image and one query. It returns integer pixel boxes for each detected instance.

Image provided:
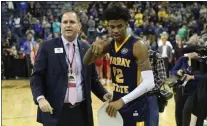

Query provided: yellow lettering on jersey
[116,57,121,66]
[110,56,131,68]
[111,57,116,65]
[123,86,129,93]
[121,58,126,67]
[112,83,128,94]
[116,68,124,83]
[125,59,131,68]
[136,122,145,126]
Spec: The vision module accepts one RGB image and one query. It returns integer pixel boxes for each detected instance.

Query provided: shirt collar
[61,35,78,46]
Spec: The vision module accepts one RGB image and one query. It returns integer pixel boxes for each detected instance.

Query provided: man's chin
[64,34,73,38]
[113,38,121,42]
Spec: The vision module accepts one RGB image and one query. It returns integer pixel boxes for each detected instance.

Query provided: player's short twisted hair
[102,3,131,22]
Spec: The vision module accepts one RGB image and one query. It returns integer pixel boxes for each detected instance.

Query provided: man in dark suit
[30,10,111,126]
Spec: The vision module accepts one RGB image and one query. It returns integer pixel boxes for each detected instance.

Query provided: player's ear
[125,22,129,28]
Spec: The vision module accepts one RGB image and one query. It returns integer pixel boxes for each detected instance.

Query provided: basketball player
[83,4,155,126]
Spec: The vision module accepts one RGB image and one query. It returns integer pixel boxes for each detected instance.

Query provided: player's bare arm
[133,40,152,71]
[83,39,110,65]
[120,40,155,104]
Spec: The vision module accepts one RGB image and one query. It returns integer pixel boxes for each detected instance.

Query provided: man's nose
[113,27,119,33]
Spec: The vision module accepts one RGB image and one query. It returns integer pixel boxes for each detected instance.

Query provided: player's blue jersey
[109,35,148,124]
[109,35,142,101]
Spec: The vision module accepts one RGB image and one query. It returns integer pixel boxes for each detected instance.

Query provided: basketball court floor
[2,80,176,126]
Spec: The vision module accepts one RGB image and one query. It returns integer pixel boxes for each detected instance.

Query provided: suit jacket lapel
[77,39,87,79]
[55,37,68,71]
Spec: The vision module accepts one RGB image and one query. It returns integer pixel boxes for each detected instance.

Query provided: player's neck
[115,35,128,46]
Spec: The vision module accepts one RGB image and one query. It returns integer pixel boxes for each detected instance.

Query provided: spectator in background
[158,32,173,77]
[142,21,150,36]
[94,14,100,28]
[34,2,41,18]
[30,39,43,66]
[98,5,104,19]
[128,12,135,30]
[19,1,28,18]
[134,10,143,28]
[158,32,173,49]
[150,35,158,51]
[126,24,132,36]
[21,12,31,34]
[79,31,89,44]
[96,24,106,38]
[27,2,35,16]
[1,2,8,14]
[6,15,14,31]
[95,57,104,84]
[22,32,37,77]
[6,29,17,46]
[2,38,13,79]
[89,6,98,17]
[168,30,176,48]
[177,23,188,42]
[148,22,156,44]
[79,10,88,34]
[46,9,53,20]
[168,11,176,22]
[42,16,51,39]
[158,8,167,21]
[191,2,200,20]
[26,28,35,37]
[180,3,186,18]
[52,17,61,37]
[155,24,164,39]
[135,9,143,22]
[33,20,43,39]
[45,33,53,41]
[175,11,182,24]
[13,14,22,37]
[102,53,111,86]
[143,35,150,46]
[6,1,14,13]
[174,35,184,63]
[149,7,157,23]
[87,16,96,44]
[200,4,207,21]
[187,34,201,45]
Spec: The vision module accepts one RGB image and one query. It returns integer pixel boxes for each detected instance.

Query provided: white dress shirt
[37,35,84,103]
[61,35,84,103]
[161,45,168,58]
[158,40,173,49]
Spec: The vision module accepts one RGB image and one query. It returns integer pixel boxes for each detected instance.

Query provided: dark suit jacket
[30,37,107,126]
[158,45,173,63]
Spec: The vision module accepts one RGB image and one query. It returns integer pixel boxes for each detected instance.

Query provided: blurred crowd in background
[1,1,207,83]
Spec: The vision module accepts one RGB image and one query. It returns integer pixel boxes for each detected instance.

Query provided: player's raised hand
[91,39,106,55]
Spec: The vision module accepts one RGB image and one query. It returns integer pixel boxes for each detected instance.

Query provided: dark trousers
[163,57,170,78]
[174,87,195,126]
[25,54,32,77]
[56,101,89,126]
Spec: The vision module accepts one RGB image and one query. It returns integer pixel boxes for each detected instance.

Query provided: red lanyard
[66,44,75,73]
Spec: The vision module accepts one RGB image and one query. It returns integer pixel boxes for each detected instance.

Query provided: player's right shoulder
[133,39,148,50]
